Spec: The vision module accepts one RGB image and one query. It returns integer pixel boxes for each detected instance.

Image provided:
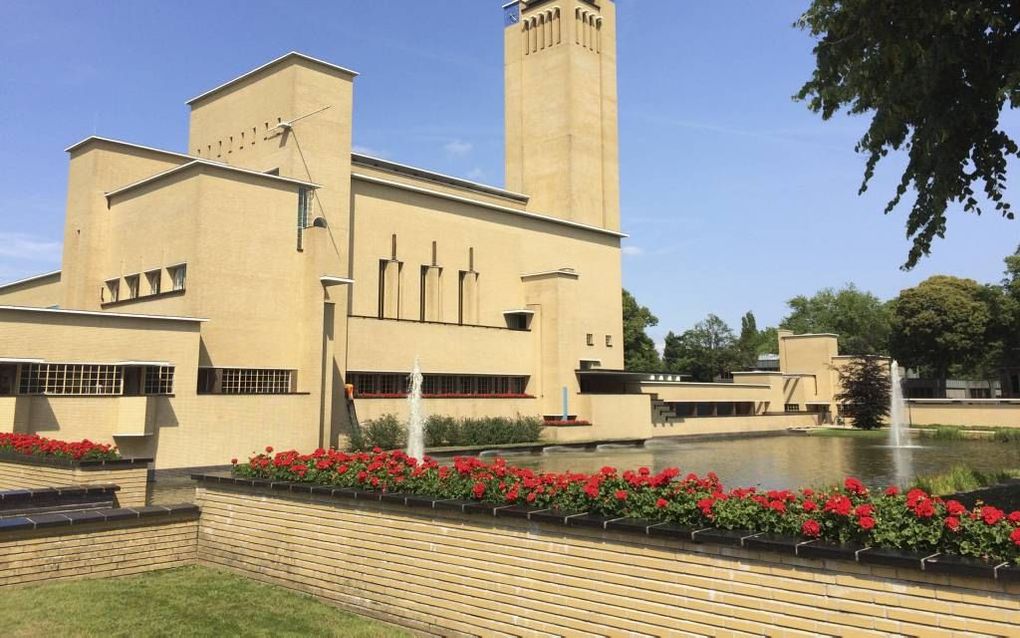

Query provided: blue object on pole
[562,386,568,421]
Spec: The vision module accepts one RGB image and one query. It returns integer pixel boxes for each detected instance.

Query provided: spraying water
[888,360,908,447]
[406,357,425,461]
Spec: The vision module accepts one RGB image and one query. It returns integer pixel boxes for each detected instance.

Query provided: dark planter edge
[0,451,152,470]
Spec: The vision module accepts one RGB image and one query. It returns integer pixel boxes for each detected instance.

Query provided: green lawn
[0,566,409,638]
[806,427,887,438]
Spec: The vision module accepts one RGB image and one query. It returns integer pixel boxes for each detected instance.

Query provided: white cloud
[0,232,62,262]
[443,139,474,157]
[465,167,486,182]
[621,245,645,256]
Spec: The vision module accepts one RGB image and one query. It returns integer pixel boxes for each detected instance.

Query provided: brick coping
[192,474,1019,582]
[0,503,198,533]
[0,484,120,506]
[0,451,151,470]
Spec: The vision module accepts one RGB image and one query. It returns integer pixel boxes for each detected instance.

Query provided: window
[105,279,120,303]
[378,259,402,319]
[125,274,140,300]
[785,404,801,413]
[197,368,295,394]
[505,313,530,331]
[169,265,186,291]
[605,334,613,347]
[348,373,529,398]
[586,333,594,346]
[144,366,174,394]
[18,363,122,396]
[145,270,161,295]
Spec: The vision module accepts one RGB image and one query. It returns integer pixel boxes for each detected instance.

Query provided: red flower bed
[0,433,120,461]
[234,448,1020,565]
[355,393,534,399]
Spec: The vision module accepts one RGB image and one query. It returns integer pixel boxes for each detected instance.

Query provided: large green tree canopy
[797,1,1018,268]
[663,314,743,382]
[780,284,891,355]
[622,289,662,372]
[889,275,991,392]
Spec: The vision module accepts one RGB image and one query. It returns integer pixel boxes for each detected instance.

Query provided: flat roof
[352,153,529,203]
[0,270,60,291]
[780,333,840,339]
[186,52,358,106]
[65,136,195,159]
[353,173,627,239]
[0,305,208,323]
[105,160,319,200]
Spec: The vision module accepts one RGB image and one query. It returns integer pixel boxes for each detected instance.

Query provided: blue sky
[1,1,1017,348]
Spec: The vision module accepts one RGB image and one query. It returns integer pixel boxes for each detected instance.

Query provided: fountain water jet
[406,357,425,461]
[889,360,908,448]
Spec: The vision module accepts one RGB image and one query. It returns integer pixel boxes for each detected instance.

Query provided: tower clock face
[504,5,521,27]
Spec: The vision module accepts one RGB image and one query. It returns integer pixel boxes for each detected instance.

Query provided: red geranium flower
[981,506,1004,526]
[801,519,821,538]
[472,482,486,499]
[945,516,961,532]
[802,499,817,513]
[844,477,867,496]
[1011,528,1020,547]
[614,489,628,501]
[884,486,900,496]
[858,516,875,531]
[655,498,668,509]
[945,500,967,516]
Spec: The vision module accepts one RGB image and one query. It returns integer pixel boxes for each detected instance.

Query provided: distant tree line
[623,247,1020,387]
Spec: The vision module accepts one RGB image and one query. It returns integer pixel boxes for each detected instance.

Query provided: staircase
[648,394,681,425]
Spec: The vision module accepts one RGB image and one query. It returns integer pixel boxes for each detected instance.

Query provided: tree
[889,276,991,396]
[835,356,891,430]
[622,289,661,372]
[796,1,1018,269]
[663,314,742,381]
[780,284,891,355]
[736,311,778,365]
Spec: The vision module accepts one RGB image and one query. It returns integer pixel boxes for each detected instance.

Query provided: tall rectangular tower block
[504,0,620,231]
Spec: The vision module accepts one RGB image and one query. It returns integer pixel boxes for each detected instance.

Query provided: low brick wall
[0,505,199,588]
[195,480,1020,637]
[0,455,149,506]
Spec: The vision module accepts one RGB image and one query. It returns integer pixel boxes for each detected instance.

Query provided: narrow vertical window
[145,270,161,296]
[169,265,187,291]
[125,274,140,300]
[104,279,120,303]
[297,187,312,250]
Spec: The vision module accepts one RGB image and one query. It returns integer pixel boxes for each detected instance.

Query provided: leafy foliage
[663,314,743,381]
[622,289,662,372]
[781,284,891,355]
[835,356,891,430]
[352,414,544,450]
[796,1,1018,268]
[889,276,992,393]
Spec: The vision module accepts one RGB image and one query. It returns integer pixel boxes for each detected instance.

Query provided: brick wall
[0,518,197,588]
[0,459,148,507]
[195,484,1020,637]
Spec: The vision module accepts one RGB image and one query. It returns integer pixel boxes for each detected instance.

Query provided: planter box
[0,454,150,507]
[193,477,1020,638]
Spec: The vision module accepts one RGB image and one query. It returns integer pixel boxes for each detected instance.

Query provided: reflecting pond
[503,434,1020,490]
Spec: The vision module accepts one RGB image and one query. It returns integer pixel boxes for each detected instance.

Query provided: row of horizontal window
[2,364,175,396]
[104,264,186,304]
[349,373,529,398]
[0,364,296,397]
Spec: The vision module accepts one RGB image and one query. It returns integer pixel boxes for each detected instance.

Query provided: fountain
[889,360,908,447]
[406,357,425,461]
[886,360,918,487]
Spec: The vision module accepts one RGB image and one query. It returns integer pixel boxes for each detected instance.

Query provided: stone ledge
[0,484,120,507]
[0,452,152,470]
[192,474,1017,581]
[0,503,199,534]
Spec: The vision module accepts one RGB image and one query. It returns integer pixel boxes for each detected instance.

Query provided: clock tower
[504,0,620,232]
